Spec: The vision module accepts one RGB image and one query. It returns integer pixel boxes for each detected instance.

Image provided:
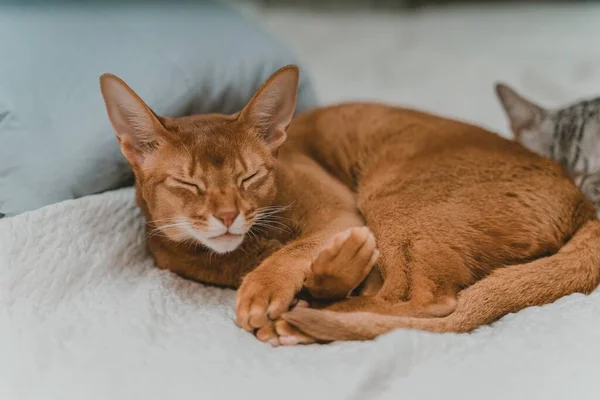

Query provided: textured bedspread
[2,188,600,400]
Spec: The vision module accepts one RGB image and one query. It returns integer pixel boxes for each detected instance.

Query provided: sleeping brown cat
[281,99,600,341]
[100,66,380,346]
[100,66,600,345]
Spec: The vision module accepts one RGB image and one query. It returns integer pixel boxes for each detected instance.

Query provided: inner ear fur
[239,65,299,152]
[99,73,171,167]
[495,82,545,137]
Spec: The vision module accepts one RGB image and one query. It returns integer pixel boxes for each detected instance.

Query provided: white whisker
[246,229,258,242]
[251,222,292,235]
[255,215,293,225]
[146,222,191,238]
[252,216,294,235]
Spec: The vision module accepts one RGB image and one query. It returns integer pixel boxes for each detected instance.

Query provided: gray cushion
[0,1,317,216]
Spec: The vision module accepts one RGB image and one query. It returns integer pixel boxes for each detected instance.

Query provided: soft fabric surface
[254,3,600,138]
[0,1,316,217]
[4,4,600,399]
[2,189,600,400]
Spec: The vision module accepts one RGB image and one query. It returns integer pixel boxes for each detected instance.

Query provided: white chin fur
[180,215,247,254]
[200,235,245,254]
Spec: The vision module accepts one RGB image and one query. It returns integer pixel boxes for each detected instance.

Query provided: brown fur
[282,102,600,340]
[100,66,600,344]
[99,67,375,344]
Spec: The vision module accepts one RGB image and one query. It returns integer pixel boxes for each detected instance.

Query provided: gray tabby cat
[496,83,600,210]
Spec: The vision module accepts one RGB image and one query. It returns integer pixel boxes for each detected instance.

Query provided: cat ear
[99,73,168,167]
[495,83,545,137]
[240,65,299,152]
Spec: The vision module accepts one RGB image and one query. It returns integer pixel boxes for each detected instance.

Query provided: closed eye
[170,178,204,193]
[241,172,258,185]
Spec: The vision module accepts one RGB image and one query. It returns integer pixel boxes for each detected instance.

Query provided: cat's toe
[312,230,351,269]
[256,322,281,347]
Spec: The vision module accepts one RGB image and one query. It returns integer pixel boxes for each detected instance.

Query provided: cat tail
[283,219,600,341]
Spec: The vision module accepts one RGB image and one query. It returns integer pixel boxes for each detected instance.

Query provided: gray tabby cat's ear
[495,83,545,137]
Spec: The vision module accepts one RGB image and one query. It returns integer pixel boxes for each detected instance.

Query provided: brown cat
[99,66,379,346]
[282,96,600,341]
[101,66,600,345]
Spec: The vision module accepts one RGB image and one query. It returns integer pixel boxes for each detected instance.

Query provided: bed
[2,187,600,399]
[3,2,600,399]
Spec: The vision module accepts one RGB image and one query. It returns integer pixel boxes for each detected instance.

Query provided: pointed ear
[99,73,168,167]
[495,83,545,137]
[240,65,299,152]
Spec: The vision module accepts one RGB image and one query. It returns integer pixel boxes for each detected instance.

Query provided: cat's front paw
[255,300,316,346]
[306,227,379,299]
[235,268,299,331]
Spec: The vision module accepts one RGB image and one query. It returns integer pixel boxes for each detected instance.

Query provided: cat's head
[99,66,299,254]
[495,83,600,176]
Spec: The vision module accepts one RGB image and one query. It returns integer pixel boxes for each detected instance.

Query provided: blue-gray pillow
[0,1,317,216]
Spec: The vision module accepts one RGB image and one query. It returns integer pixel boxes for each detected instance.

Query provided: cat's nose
[215,209,239,228]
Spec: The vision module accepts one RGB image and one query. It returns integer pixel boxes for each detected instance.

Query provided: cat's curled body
[100,66,381,345]
[281,101,600,340]
[101,66,600,344]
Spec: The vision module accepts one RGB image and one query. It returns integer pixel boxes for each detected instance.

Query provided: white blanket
[2,187,600,400]
[5,3,600,398]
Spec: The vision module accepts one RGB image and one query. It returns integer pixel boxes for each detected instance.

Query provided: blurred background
[4,2,600,398]
[226,0,600,134]
[2,0,600,215]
